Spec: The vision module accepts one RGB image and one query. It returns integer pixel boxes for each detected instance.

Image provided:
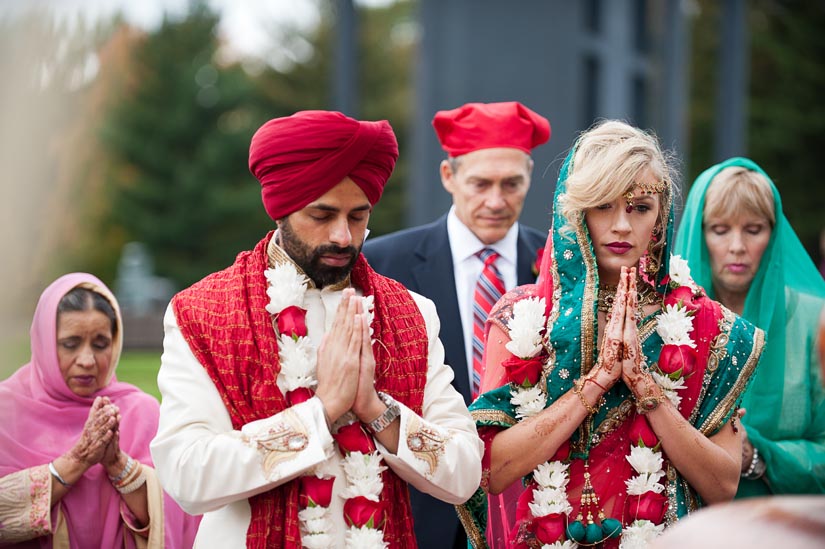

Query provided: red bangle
[585,377,608,392]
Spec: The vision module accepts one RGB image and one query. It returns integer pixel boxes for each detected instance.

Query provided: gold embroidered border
[471,409,517,427]
[687,306,735,425]
[663,464,679,527]
[575,221,597,375]
[30,465,51,537]
[592,400,634,445]
[706,306,734,373]
[639,316,658,341]
[248,410,310,478]
[682,477,699,513]
[699,326,765,436]
[540,253,563,382]
[405,415,450,477]
[456,493,489,549]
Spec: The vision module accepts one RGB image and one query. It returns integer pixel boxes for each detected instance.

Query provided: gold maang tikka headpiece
[624,179,668,212]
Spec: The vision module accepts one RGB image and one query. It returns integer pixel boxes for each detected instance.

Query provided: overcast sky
[2,0,393,60]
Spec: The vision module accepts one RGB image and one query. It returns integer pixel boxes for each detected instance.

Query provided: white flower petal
[302,533,335,549]
[533,461,570,488]
[626,446,664,474]
[506,298,547,358]
[668,255,694,287]
[345,526,388,549]
[511,386,544,407]
[625,471,667,495]
[541,541,578,549]
[619,520,664,549]
[264,264,309,313]
[655,304,696,347]
[298,506,329,521]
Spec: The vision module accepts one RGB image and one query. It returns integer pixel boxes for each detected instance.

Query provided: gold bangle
[573,378,602,415]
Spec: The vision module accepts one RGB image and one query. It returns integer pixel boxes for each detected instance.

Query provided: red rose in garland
[658,344,698,377]
[334,422,377,455]
[626,491,668,524]
[531,512,566,545]
[663,285,700,314]
[286,386,314,406]
[275,305,308,338]
[299,475,335,508]
[344,496,389,528]
[503,355,544,388]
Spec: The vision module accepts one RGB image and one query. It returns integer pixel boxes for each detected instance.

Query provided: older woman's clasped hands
[70,396,120,467]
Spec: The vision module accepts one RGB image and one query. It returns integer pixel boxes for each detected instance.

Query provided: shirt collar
[446,206,519,265]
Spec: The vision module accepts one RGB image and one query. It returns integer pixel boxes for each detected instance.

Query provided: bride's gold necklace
[597,280,659,317]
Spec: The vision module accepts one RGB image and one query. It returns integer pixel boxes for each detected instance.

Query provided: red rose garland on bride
[265,263,389,548]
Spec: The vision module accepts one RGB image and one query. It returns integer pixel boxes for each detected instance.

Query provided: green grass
[117,350,163,400]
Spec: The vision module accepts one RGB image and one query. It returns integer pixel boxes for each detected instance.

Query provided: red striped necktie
[471,248,506,399]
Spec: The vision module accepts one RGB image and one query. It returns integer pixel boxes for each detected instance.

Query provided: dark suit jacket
[362,215,546,549]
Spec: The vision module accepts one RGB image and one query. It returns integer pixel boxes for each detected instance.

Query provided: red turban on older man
[432,101,550,157]
[249,110,399,220]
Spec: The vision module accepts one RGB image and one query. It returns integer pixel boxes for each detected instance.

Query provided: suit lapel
[516,227,541,285]
[410,218,472,403]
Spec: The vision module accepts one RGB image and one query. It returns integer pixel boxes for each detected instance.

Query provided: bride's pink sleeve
[480,323,512,394]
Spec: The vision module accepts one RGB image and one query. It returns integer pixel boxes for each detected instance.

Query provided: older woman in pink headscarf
[0,273,198,548]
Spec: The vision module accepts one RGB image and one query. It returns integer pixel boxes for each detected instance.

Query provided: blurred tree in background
[99,2,274,287]
[689,0,825,256]
[92,0,413,288]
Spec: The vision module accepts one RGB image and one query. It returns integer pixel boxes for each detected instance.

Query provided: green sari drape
[675,157,825,496]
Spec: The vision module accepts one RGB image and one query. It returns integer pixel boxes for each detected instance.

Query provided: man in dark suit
[363,101,550,549]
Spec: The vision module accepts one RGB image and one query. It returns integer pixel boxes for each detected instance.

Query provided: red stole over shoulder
[172,233,427,548]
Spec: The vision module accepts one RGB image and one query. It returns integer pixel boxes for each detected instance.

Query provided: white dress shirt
[446,206,519,385]
[150,268,483,548]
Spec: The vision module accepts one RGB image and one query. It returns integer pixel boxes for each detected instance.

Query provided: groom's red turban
[249,111,399,220]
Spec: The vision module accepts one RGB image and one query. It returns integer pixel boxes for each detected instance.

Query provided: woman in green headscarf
[675,157,825,497]
[458,122,764,549]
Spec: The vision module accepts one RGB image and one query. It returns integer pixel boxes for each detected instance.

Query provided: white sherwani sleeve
[150,305,335,516]
[375,293,483,504]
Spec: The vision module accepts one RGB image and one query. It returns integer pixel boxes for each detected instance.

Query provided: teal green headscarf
[675,157,825,496]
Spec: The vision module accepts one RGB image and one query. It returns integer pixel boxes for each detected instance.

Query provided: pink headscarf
[0,273,197,548]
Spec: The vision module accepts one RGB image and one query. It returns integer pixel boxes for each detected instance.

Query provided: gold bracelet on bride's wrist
[573,378,604,415]
[635,387,665,415]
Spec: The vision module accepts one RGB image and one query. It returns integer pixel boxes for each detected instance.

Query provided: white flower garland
[620,446,667,549]
[507,297,548,420]
[265,263,388,549]
[502,255,698,548]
